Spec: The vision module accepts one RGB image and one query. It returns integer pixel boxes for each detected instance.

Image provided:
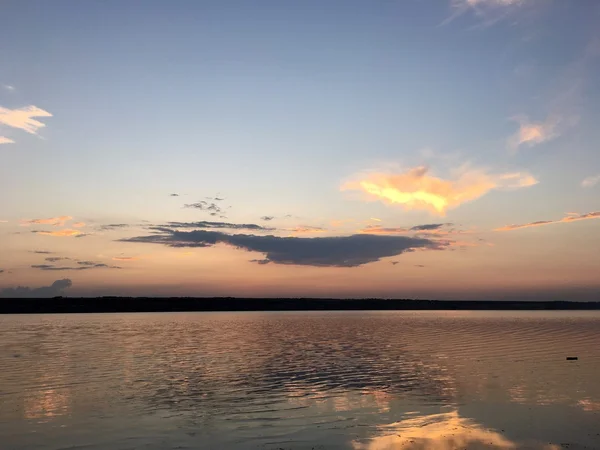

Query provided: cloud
[98,223,130,231]
[21,215,72,227]
[444,0,530,27]
[495,211,600,231]
[184,201,225,217]
[112,256,138,261]
[581,174,600,188]
[286,226,326,234]
[0,105,52,135]
[45,257,70,262]
[120,228,444,267]
[0,136,15,145]
[163,220,274,231]
[261,216,275,221]
[3,84,16,92]
[0,279,72,298]
[342,165,537,216]
[72,222,86,228]
[249,258,271,265]
[169,193,179,197]
[0,269,4,274]
[410,223,451,231]
[31,250,54,254]
[507,115,561,151]
[31,261,120,271]
[32,229,84,237]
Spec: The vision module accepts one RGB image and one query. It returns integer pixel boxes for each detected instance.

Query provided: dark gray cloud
[121,228,443,267]
[249,259,270,265]
[184,201,224,216]
[163,221,274,231]
[169,193,179,197]
[0,269,4,274]
[391,261,399,265]
[410,223,452,231]
[31,250,54,254]
[45,256,70,262]
[0,279,72,298]
[261,216,275,221]
[415,264,426,268]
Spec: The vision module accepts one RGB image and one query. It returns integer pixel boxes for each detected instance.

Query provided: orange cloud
[0,105,52,134]
[34,229,83,237]
[495,211,600,231]
[72,222,86,228]
[0,136,15,145]
[112,256,138,261]
[21,216,73,227]
[341,165,536,216]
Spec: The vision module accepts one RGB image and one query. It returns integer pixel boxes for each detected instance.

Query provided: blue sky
[1,0,599,299]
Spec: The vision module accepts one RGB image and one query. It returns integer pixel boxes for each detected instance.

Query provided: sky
[1,0,599,300]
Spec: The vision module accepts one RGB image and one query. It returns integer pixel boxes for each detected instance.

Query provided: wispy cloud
[72,222,86,228]
[21,216,72,227]
[112,256,138,261]
[507,115,561,151]
[444,0,530,27]
[45,257,70,262]
[121,228,446,267]
[341,165,537,216]
[0,136,15,145]
[261,216,275,221]
[98,223,130,231]
[169,193,180,197]
[0,279,72,298]
[360,223,456,235]
[0,105,52,135]
[286,226,326,235]
[31,261,120,271]
[581,174,600,188]
[495,211,600,231]
[2,85,15,92]
[163,220,274,232]
[32,229,84,237]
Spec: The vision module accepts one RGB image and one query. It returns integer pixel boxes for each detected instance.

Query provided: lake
[1,311,599,449]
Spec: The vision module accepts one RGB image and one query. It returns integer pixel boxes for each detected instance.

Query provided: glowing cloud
[21,216,73,227]
[33,229,84,237]
[0,136,15,145]
[581,174,600,188]
[72,222,86,228]
[341,165,537,216]
[495,211,600,231]
[0,105,52,135]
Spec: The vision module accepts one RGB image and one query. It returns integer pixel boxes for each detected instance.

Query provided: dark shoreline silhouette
[1,297,599,314]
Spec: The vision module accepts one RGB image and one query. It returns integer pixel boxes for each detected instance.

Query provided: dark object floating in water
[566,356,578,361]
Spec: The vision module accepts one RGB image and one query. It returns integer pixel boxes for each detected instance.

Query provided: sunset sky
[1,0,599,299]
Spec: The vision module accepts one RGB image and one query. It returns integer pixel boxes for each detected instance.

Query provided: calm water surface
[1,311,599,450]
